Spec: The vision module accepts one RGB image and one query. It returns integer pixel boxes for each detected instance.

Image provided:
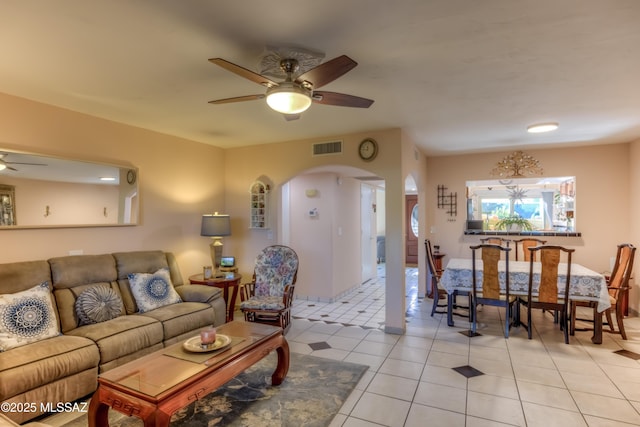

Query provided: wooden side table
[189,273,242,322]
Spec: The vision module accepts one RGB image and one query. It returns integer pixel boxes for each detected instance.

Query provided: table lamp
[201,212,231,276]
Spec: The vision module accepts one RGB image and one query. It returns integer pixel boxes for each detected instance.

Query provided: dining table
[439,258,610,344]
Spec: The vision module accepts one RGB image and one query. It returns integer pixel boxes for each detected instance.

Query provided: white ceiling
[1,1,639,156]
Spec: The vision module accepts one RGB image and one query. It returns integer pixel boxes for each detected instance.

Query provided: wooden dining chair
[514,238,547,261]
[518,245,574,344]
[480,237,511,247]
[570,243,636,340]
[426,239,470,318]
[470,244,515,337]
[426,239,447,316]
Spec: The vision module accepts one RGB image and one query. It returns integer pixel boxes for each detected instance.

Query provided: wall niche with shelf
[249,180,269,229]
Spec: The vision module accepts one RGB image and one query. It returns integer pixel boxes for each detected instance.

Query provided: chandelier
[490,151,543,178]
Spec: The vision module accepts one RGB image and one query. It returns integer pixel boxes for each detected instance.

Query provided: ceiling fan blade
[6,161,46,166]
[208,94,265,104]
[312,91,374,108]
[296,55,357,89]
[209,58,278,87]
[6,165,18,171]
[284,114,301,121]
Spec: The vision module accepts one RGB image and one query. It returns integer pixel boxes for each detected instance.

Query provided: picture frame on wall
[0,184,16,226]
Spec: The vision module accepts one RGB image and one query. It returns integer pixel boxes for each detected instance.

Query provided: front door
[405,195,418,264]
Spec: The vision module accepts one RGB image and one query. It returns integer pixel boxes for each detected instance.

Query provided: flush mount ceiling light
[527,122,559,133]
[266,81,312,114]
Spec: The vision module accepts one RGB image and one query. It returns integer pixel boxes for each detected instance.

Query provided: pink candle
[200,327,217,346]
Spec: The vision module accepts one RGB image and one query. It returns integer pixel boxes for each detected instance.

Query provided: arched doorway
[280,166,384,302]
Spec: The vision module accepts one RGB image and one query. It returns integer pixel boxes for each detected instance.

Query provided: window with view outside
[466,177,575,232]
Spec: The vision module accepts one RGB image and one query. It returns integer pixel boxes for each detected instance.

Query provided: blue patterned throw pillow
[0,281,60,352]
[128,267,182,313]
[75,286,123,326]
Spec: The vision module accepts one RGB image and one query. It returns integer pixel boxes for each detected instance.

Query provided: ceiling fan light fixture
[527,122,559,133]
[0,163,6,171]
[266,82,312,114]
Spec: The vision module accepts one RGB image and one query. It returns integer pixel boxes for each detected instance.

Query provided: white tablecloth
[440,258,610,312]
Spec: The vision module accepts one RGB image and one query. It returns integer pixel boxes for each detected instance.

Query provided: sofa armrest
[176,285,223,304]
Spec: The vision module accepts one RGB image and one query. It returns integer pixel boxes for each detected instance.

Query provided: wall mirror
[466,176,575,232]
[0,149,138,229]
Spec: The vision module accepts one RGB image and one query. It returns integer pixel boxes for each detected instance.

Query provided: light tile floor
[281,264,640,426]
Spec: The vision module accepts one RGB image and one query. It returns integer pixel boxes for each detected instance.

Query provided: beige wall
[427,143,638,310]
[288,173,362,301]
[0,92,225,281]
[629,139,640,314]
[224,128,416,333]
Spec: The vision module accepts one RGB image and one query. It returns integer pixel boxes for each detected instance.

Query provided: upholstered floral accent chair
[240,245,299,334]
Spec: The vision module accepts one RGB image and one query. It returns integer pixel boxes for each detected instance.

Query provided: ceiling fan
[208,55,374,120]
[0,153,47,171]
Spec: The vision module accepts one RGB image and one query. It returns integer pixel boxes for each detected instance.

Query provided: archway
[280,165,385,302]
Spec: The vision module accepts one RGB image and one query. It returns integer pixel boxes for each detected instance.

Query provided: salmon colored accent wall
[0,92,225,280]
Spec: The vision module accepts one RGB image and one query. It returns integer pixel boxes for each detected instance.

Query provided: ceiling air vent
[312,140,343,156]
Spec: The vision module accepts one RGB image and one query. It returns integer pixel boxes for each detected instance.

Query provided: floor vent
[313,140,343,156]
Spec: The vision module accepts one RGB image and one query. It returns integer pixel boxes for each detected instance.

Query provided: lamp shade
[201,213,231,237]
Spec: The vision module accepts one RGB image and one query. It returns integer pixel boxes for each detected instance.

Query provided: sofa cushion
[66,315,163,365]
[0,282,60,352]
[49,254,120,333]
[75,286,123,325]
[137,301,215,342]
[113,251,180,315]
[129,267,182,313]
[0,334,98,401]
[0,260,52,295]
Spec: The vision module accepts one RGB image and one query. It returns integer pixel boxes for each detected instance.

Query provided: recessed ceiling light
[527,123,559,133]
[100,177,116,181]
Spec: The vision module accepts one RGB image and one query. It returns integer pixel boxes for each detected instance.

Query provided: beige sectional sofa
[0,250,226,424]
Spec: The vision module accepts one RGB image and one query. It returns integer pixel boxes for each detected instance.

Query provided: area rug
[63,352,368,427]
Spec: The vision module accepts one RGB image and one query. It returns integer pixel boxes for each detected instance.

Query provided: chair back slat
[481,246,502,299]
[539,248,560,303]
[515,238,547,261]
[470,244,510,300]
[528,245,573,303]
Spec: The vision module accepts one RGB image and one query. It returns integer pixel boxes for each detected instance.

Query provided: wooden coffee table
[88,321,289,427]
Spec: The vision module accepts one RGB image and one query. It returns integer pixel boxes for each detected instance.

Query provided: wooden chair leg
[562,310,569,344]
[431,288,439,317]
[504,305,510,338]
[569,302,576,335]
[616,307,627,340]
[605,310,615,332]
